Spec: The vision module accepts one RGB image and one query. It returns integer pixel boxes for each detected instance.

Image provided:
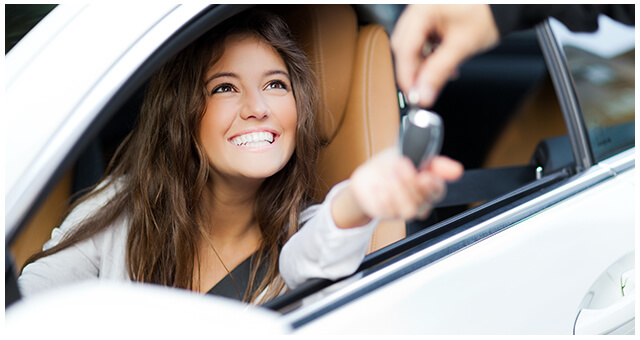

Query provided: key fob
[400,107,443,169]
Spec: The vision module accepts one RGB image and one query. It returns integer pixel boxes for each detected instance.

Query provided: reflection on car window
[550,15,635,162]
[5,4,57,54]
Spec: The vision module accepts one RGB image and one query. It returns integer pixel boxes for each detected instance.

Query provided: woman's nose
[240,90,269,120]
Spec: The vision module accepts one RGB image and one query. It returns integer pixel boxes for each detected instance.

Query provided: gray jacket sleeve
[279,181,379,289]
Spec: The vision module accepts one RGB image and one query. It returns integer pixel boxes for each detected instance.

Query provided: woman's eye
[266,80,288,91]
[212,84,236,94]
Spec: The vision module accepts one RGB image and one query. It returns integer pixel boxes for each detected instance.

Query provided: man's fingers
[413,36,476,107]
[391,5,436,95]
[392,5,500,107]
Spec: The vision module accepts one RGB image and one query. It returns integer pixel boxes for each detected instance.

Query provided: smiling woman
[200,35,298,180]
[17,9,323,304]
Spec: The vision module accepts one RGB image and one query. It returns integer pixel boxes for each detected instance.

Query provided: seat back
[277,5,405,251]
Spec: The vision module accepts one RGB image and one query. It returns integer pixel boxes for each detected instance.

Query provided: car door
[5,5,634,336]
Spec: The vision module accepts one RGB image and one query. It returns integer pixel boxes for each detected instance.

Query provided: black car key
[400,91,443,168]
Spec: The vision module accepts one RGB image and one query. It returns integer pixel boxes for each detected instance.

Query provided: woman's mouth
[229,131,275,147]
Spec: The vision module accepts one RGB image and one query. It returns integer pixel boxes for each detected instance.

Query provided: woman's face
[200,35,297,182]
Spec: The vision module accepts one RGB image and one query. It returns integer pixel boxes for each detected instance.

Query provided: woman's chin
[239,167,283,180]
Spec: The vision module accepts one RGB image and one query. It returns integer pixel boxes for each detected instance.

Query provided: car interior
[7,4,578,308]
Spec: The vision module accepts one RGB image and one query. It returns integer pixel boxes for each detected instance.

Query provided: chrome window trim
[536,20,594,171]
[280,148,635,328]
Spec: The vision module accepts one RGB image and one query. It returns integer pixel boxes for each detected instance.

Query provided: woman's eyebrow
[205,69,290,85]
[205,72,238,85]
[265,69,290,79]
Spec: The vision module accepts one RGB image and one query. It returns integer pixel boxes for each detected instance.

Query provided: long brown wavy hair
[24,9,322,303]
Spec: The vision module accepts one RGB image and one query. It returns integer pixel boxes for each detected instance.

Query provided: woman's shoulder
[65,177,125,224]
[43,177,128,250]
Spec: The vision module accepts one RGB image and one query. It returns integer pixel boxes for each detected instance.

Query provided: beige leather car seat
[10,172,72,269]
[276,5,406,252]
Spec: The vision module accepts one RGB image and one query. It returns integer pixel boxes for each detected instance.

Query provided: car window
[550,15,635,163]
[5,4,57,54]
[401,28,571,235]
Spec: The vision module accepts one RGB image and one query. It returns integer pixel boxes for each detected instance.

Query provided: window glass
[550,15,635,162]
[5,4,57,54]
[405,29,569,235]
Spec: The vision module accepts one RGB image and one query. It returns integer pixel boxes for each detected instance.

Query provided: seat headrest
[275,5,358,141]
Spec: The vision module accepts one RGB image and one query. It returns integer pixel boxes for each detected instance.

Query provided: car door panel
[295,165,634,334]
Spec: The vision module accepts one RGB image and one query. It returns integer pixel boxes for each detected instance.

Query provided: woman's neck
[194,174,264,293]
[204,173,263,248]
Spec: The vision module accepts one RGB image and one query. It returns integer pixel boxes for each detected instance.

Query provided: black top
[206,251,270,301]
[489,4,635,37]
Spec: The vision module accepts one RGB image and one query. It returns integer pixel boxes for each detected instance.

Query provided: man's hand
[391,4,500,107]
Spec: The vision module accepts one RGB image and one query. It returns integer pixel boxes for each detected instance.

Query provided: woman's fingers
[424,155,464,182]
[349,149,464,221]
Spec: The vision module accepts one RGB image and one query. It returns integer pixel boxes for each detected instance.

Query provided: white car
[5,4,635,335]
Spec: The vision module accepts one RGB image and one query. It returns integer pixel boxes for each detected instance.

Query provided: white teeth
[243,141,271,147]
[230,131,275,146]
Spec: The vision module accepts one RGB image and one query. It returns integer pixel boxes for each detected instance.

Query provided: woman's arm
[19,241,101,297]
[280,149,463,289]
[279,181,378,289]
[18,180,126,297]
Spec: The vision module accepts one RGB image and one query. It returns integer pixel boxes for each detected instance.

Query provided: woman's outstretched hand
[332,148,463,229]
